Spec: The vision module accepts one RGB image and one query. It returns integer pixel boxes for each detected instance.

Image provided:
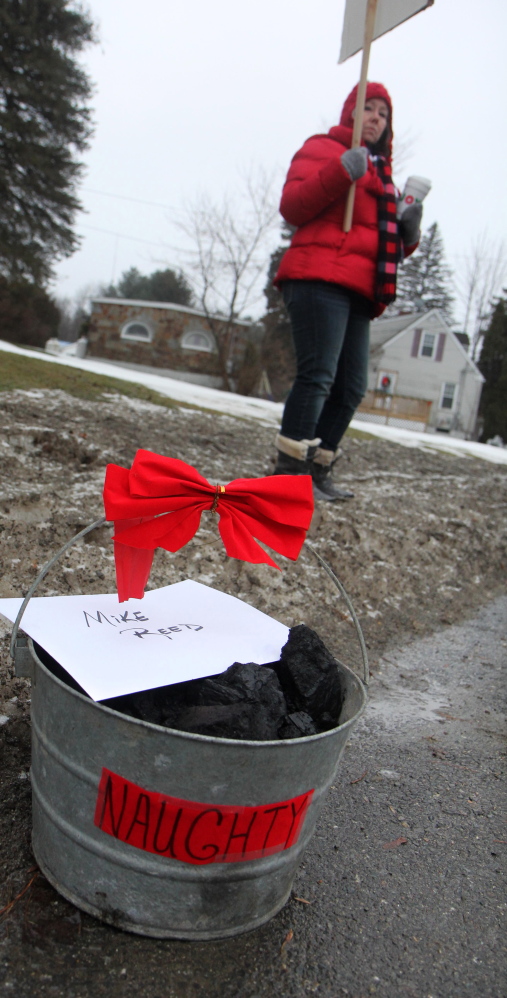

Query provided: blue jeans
[280,280,371,451]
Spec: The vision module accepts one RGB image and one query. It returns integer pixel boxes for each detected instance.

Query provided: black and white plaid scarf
[372,155,402,305]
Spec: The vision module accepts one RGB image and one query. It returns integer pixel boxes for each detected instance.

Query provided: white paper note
[0,581,289,702]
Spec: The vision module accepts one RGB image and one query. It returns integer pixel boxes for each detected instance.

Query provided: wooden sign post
[343,0,378,233]
[339,0,435,233]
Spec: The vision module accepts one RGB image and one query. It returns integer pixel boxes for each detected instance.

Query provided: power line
[78,223,185,254]
[81,187,178,213]
[79,223,165,247]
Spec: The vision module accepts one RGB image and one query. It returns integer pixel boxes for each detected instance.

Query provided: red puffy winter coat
[274,83,413,318]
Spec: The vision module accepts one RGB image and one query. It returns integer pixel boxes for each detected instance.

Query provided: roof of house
[370,311,430,350]
[90,297,253,328]
[369,308,484,380]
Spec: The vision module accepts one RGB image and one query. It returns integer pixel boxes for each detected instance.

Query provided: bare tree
[54,283,99,341]
[179,170,279,390]
[456,232,507,360]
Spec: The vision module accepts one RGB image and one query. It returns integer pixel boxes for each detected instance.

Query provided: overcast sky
[54,0,507,326]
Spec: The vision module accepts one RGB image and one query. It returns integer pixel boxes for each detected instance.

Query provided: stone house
[356,309,485,438]
[87,297,258,389]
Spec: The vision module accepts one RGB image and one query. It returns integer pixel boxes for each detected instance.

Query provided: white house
[356,309,485,439]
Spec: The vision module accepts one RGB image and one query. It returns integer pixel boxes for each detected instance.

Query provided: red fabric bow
[103,450,314,601]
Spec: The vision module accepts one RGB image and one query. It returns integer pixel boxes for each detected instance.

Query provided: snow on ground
[2,338,506,466]
[347,421,507,464]
[0,339,284,425]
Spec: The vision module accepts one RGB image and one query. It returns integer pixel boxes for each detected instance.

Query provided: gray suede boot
[311,447,354,501]
[273,434,320,475]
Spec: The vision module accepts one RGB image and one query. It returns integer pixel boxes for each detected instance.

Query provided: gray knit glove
[399,203,423,245]
[341,147,368,181]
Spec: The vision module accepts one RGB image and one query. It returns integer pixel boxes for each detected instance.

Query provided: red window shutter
[411,328,422,357]
[435,333,446,362]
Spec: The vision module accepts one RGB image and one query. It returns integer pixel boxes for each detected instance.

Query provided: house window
[121,321,153,343]
[181,328,215,352]
[420,332,436,358]
[440,382,456,410]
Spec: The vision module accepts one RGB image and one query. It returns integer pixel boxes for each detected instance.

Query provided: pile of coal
[101,624,344,741]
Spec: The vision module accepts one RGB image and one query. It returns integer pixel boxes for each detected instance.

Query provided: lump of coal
[101,663,288,740]
[177,663,288,740]
[197,661,286,711]
[175,703,255,738]
[272,624,344,731]
[95,625,345,740]
[101,677,204,729]
[278,711,318,740]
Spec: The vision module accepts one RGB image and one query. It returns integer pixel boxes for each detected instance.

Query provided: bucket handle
[9,516,107,663]
[305,542,369,687]
[9,519,368,687]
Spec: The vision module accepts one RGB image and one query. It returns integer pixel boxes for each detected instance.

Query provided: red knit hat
[340,82,393,155]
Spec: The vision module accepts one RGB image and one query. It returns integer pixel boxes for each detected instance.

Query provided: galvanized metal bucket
[10,519,368,940]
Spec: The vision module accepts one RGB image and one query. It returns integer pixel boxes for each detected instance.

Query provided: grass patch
[0,350,381,434]
[0,352,181,409]
[344,426,379,441]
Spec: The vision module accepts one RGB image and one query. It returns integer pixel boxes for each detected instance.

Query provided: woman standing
[273,82,422,500]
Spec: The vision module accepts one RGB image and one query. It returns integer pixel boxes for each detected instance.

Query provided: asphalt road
[1,597,506,998]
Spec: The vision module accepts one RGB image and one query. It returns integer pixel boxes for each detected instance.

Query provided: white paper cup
[397,175,432,218]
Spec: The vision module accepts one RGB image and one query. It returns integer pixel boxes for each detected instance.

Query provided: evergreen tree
[0,276,59,347]
[104,266,193,306]
[388,222,455,321]
[0,0,95,284]
[147,268,193,306]
[477,295,507,442]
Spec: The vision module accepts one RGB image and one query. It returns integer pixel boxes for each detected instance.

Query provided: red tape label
[94,767,313,865]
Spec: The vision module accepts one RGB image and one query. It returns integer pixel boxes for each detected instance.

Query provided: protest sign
[339,0,434,64]
[339,0,434,231]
